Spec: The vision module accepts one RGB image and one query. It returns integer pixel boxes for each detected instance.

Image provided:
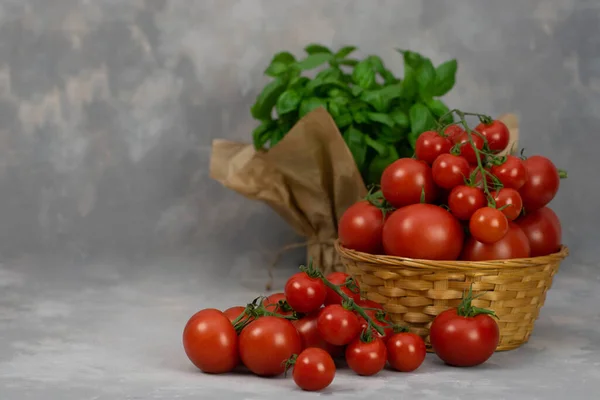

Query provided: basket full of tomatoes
[335,109,569,351]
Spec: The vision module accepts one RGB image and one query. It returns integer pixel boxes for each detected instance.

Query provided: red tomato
[471,166,496,190]
[415,130,453,165]
[356,310,393,343]
[239,316,302,376]
[317,304,361,346]
[454,131,484,164]
[474,120,510,153]
[380,158,438,208]
[386,332,426,372]
[345,337,387,376]
[292,348,336,391]
[263,293,293,316]
[223,306,246,323]
[355,298,384,311]
[461,222,531,261]
[292,312,344,357]
[324,272,361,306]
[491,188,523,221]
[382,204,464,260]
[285,272,326,313]
[432,154,471,190]
[490,155,527,189]
[448,185,486,220]
[430,308,499,367]
[445,125,465,142]
[516,207,562,257]
[519,156,560,211]
[338,201,385,254]
[469,207,509,244]
[182,309,239,374]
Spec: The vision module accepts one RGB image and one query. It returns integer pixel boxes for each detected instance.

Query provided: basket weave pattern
[335,241,569,351]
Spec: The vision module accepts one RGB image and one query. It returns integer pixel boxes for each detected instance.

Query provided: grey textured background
[1,1,600,399]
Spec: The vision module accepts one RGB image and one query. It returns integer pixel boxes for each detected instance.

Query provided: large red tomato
[382,204,464,260]
[474,120,510,153]
[380,158,438,208]
[461,222,530,261]
[292,312,344,357]
[338,201,386,254]
[519,156,560,211]
[516,207,562,257]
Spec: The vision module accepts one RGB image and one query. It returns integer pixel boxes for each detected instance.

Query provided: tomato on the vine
[357,309,393,343]
[317,304,361,346]
[386,332,426,372]
[380,158,438,208]
[284,272,326,313]
[490,155,527,190]
[461,222,531,261]
[448,185,486,220]
[432,154,471,190]
[516,207,562,257]
[469,207,509,244]
[223,306,246,323]
[292,312,344,357]
[519,155,560,211]
[182,309,239,374]
[291,348,336,392]
[324,272,361,306]
[345,336,387,376]
[445,125,465,142]
[239,316,302,377]
[263,293,293,317]
[454,131,484,164]
[355,298,384,311]
[415,130,453,165]
[491,188,523,221]
[338,200,386,254]
[474,120,510,153]
[382,203,464,260]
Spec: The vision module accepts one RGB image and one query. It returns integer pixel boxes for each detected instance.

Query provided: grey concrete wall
[0,0,597,266]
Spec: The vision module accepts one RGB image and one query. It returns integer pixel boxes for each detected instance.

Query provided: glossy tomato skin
[490,155,527,190]
[381,158,438,208]
[448,185,486,220]
[491,188,523,221]
[292,312,344,357]
[469,207,509,244]
[292,348,336,391]
[430,308,499,367]
[445,125,465,142]
[345,337,387,376]
[461,222,531,261]
[223,306,246,323]
[183,309,239,374]
[317,304,361,346]
[263,293,293,317]
[285,272,326,313]
[519,156,560,212]
[516,207,562,257]
[338,201,386,254]
[382,204,464,260]
[239,316,302,377]
[455,131,484,164]
[474,120,510,153]
[357,309,393,343]
[415,131,453,165]
[386,332,427,372]
[432,154,471,190]
[324,272,361,306]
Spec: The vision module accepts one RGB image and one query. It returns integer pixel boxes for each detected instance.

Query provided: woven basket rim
[335,240,569,271]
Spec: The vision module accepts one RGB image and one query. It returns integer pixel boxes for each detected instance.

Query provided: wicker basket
[335,241,569,351]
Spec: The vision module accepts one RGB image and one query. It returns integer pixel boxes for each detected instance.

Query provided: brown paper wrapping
[209,108,519,275]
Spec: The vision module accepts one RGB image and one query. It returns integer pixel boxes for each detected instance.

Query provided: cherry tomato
[474,120,510,153]
[516,207,562,257]
[292,348,336,391]
[471,166,495,189]
[324,272,361,306]
[382,203,464,260]
[356,309,393,343]
[355,298,384,311]
[239,316,302,377]
[386,332,426,372]
[448,185,486,220]
[454,131,484,165]
[183,309,239,374]
[445,125,465,142]
[469,207,509,244]
[292,312,344,357]
[338,201,386,254]
[461,222,530,261]
[490,155,527,189]
[380,158,438,208]
[263,293,293,317]
[432,154,471,190]
[519,156,560,212]
[430,308,499,367]
[285,272,327,313]
[223,306,246,323]
[317,304,361,346]
[491,188,523,221]
[345,337,387,376]
[415,130,453,165]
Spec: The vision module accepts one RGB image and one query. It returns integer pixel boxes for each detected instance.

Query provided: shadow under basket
[335,241,569,352]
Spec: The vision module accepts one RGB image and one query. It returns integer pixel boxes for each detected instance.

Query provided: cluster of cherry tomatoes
[339,111,565,261]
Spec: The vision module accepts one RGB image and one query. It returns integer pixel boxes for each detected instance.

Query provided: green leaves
[264,51,296,77]
[276,89,302,115]
[433,59,458,97]
[296,53,333,70]
[416,58,436,100]
[251,77,287,120]
[343,126,368,170]
[335,46,357,59]
[299,97,328,118]
[408,103,436,147]
[352,59,376,89]
[304,44,332,54]
[252,119,277,149]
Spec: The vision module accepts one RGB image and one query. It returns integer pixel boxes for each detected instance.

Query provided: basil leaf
[398,49,424,69]
[366,55,385,73]
[352,59,376,89]
[376,126,403,144]
[289,76,310,89]
[264,62,289,77]
[380,69,398,85]
[296,53,333,70]
[251,77,287,120]
[343,126,367,170]
[335,46,357,59]
[401,64,418,100]
[352,110,369,124]
[362,83,403,112]
[299,97,328,118]
[433,59,458,97]
[304,43,332,54]
[367,112,395,128]
[271,51,296,65]
[269,127,286,147]
[416,58,436,100]
[366,145,399,186]
[252,120,277,149]
[338,59,359,66]
[390,109,410,129]
[351,85,364,97]
[365,135,388,155]
[275,89,302,115]
[408,103,436,147]
[426,99,453,124]
[334,113,353,128]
